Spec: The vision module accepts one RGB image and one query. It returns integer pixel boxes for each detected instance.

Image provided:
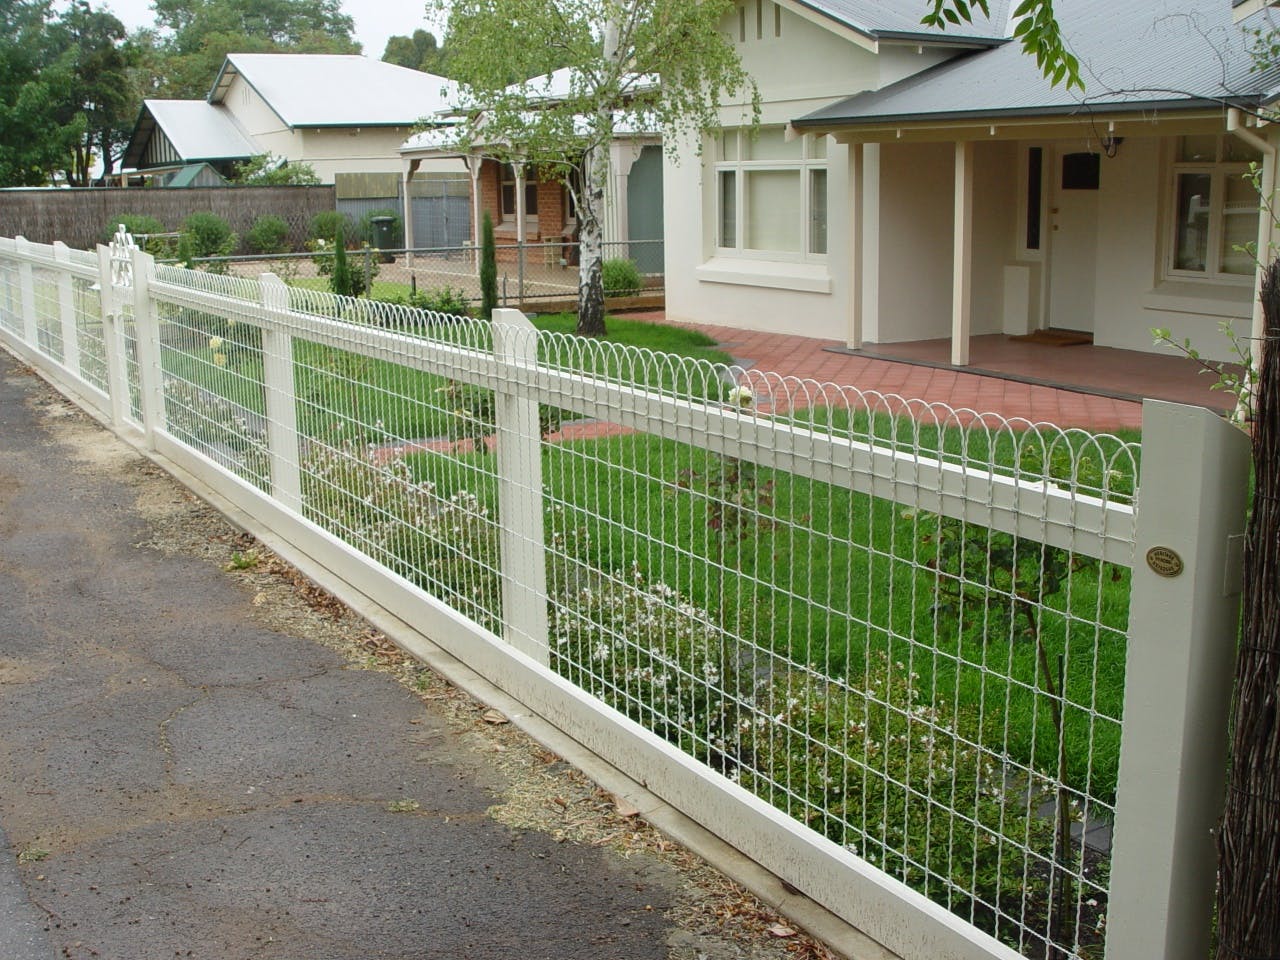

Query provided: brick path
[626,314,1231,433]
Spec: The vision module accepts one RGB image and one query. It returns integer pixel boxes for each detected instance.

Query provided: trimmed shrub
[178,211,237,271]
[245,215,290,255]
[480,211,497,320]
[330,223,353,297]
[602,258,642,298]
[308,210,352,243]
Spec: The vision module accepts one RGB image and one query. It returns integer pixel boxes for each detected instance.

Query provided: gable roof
[795,0,1013,43]
[122,99,258,170]
[795,0,1280,132]
[208,53,459,129]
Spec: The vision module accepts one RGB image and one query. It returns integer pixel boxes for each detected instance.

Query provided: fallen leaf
[613,796,641,818]
[768,924,797,938]
[481,709,509,725]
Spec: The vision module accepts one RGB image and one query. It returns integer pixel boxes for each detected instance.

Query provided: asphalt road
[0,350,679,960]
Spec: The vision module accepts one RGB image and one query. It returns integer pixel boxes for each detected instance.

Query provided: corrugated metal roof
[211,54,459,128]
[796,0,1280,129]
[797,0,1013,42]
[124,100,258,168]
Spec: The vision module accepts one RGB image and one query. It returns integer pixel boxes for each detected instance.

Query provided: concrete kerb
[6,350,898,960]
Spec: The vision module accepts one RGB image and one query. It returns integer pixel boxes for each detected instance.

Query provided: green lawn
[394,423,1135,805]
[156,302,1137,806]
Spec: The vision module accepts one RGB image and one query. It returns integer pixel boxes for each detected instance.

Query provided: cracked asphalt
[0,350,689,959]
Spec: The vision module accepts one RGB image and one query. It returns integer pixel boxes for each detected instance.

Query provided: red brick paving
[625,313,1234,433]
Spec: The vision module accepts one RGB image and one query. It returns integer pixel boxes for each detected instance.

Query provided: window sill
[1142,281,1252,318]
[696,257,831,294]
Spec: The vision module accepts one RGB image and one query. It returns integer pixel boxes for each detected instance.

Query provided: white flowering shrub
[735,653,1058,945]
[549,563,754,767]
[300,440,502,631]
[163,380,270,487]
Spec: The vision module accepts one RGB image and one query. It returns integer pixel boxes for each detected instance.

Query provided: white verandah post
[491,307,549,665]
[468,154,484,276]
[1105,400,1251,960]
[847,141,864,351]
[951,141,973,367]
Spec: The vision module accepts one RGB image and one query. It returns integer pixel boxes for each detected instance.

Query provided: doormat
[1008,329,1094,346]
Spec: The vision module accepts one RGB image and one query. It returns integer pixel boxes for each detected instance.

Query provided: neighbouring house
[665,0,1280,364]
[399,68,665,271]
[122,53,465,186]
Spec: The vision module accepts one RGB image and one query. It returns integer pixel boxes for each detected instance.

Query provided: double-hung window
[500,163,539,223]
[1168,135,1260,282]
[714,127,828,259]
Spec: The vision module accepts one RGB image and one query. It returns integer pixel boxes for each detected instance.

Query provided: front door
[1046,150,1100,332]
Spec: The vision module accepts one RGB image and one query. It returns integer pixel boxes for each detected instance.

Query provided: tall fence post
[259,273,302,511]
[52,242,80,377]
[95,244,129,429]
[14,236,38,351]
[128,247,165,449]
[491,307,549,664]
[1106,399,1251,960]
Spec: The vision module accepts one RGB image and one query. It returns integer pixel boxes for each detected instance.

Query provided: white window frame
[1165,136,1258,285]
[713,127,828,263]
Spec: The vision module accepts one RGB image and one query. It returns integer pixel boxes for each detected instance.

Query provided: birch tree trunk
[574,15,622,338]
[576,141,607,336]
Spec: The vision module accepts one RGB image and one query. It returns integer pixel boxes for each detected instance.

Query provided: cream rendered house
[666,0,1280,364]
[125,54,463,184]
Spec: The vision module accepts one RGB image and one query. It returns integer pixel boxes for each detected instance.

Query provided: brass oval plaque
[1146,547,1184,578]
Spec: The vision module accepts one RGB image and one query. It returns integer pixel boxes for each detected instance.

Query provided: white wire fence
[0,234,1252,960]
[181,238,664,312]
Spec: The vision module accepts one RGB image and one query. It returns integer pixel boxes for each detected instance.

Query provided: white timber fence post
[259,273,302,511]
[52,242,80,377]
[14,236,38,351]
[128,246,165,449]
[95,244,130,430]
[491,307,549,665]
[1105,399,1252,960]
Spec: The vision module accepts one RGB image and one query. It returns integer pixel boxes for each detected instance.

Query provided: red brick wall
[473,158,569,246]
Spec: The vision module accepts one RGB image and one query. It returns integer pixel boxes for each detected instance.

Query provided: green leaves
[922,0,1082,92]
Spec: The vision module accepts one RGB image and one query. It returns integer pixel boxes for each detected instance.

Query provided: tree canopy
[0,0,145,186]
[432,0,759,335]
[381,28,451,77]
[150,0,361,99]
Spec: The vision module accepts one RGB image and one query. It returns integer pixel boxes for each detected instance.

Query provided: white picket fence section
[0,234,1252,960]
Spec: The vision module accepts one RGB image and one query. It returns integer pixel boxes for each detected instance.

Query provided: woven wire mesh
[287,310,506,634]
[116,302,143,427]
[185,238,664,310]
[154,297,270,491]
[73,278,108,393]
[30,266,63,362]
[530,337,1135,958]
[0,258,21,336]
[6,251,1142,960]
